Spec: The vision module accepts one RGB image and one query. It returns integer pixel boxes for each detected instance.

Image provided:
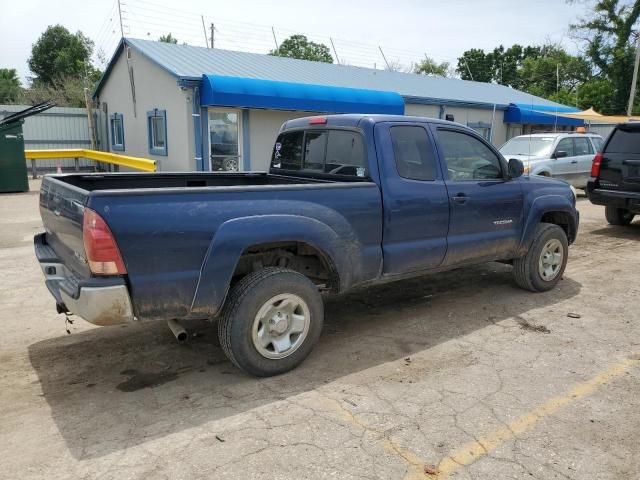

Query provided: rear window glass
[272,130,366,177]
[606,128,640,154]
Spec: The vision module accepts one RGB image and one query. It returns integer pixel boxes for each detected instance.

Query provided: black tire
[605,205,634,226]
[218,267,324,377]
[513,223,569,292]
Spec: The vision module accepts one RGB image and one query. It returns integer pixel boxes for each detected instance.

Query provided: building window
[467,121,492,142]
[110,113,124,151]
[147,109,167,156]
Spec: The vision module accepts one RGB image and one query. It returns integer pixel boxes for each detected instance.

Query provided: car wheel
[513,223,568,292]
[218,267,324,377]
[605,205,634,226]
[223,157,239,172]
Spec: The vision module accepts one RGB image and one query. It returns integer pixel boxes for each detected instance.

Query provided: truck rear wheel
[605,205,634,226]
[218,267,324,377]
[513,223,568,292]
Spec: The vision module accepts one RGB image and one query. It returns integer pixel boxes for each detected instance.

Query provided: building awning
[504,103,584,126]
[201,75,405,114]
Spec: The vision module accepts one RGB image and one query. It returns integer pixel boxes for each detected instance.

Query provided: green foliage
[0,68,21,103]
[270,35,333,63]
[159,33,178,44]
[28,25,98,86]
[571,0,640,114]
[414,56,451,77]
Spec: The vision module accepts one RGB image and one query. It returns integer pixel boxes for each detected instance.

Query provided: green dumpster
[0,120,29,193]
[0,101,55,193]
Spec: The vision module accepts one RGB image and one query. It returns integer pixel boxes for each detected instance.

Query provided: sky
[0,0,589,83]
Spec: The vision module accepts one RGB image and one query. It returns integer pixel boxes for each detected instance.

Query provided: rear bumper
[34,233,134,326]
[587,182,640,213]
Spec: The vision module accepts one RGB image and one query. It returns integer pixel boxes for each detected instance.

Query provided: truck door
[431,126,524,265]
[375,123,449,275]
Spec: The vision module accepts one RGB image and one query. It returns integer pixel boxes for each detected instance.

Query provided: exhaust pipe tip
[167,319,188,344]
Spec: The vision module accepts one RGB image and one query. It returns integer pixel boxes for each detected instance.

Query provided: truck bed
[59,171,335,191]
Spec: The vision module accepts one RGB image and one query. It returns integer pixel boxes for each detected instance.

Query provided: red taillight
[591,152,603,178]
[82,208,127,275]
[308,116,327,125]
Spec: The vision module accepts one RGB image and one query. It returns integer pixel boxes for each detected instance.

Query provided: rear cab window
[272,129,367,178]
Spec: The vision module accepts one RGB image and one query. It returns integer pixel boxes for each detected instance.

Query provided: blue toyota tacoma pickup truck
[35,114,578,376]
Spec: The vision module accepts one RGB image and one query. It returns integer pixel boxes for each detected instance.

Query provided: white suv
[499,133,604,189]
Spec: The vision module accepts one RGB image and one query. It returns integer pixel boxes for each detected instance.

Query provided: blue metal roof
[504,103,584,126]
[95,38,574,111]
[201,75,404,114]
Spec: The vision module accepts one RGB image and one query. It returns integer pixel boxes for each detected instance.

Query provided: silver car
[499,133,604,189]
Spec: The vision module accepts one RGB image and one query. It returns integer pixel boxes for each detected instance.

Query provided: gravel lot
[1,180,639,480]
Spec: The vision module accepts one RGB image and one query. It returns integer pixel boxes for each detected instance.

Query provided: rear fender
[189,215,355,317]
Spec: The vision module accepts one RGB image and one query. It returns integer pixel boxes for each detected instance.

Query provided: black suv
[587,123,640,225]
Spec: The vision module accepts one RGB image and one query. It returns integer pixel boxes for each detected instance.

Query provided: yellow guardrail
[24,149,157,173]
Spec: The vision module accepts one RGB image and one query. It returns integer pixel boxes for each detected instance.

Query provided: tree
[414,56,451,77]
[571,0,640,114]
[0,68,21,103]
[28,25,97,86]
[456,48,493,82]
[20,75,86,107]
[159,33,178,44]
[269,34,333,63]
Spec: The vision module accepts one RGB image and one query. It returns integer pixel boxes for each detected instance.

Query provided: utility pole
[330,37,340,65]
[556,63,560,94]
[628,34,640,116]
[378,46,391,70]
[117,0,124,38]
[463,56,473,81]
[210,23,215,49]
[271,27,279,51]
[201,16,209,48]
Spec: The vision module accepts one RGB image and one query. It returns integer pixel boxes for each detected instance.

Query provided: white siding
[97,46,193,171]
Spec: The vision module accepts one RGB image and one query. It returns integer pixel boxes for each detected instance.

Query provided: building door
[208,109,242,171]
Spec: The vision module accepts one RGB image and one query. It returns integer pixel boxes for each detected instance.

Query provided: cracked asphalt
[1,180,639,480]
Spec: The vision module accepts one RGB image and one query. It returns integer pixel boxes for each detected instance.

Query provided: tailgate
[39,176,91,278]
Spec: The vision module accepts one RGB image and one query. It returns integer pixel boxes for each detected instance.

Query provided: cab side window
[437,129,503,181]
[555,138,575,157]
[390,126,437,181]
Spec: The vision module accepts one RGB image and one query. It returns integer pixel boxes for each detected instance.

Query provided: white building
[94,38,583,172]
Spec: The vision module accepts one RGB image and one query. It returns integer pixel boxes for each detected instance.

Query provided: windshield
[500,137,555,157]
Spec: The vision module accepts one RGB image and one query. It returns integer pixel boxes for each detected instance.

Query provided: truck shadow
[28,262,581,460]
[589,223,640,240]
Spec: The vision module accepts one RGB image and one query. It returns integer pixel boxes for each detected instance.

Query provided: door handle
[570,160,578,164]
[451,193,469,204]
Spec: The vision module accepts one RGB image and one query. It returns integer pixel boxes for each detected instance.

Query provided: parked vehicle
[35,114,579,376]
[587,122,640,225]
[499,132,604,189]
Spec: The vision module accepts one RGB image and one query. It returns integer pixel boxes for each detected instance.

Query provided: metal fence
[0,104,106,172]
[587,123,617,140]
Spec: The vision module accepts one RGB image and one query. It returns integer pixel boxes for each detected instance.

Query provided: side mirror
[553,150,568,159]
[508,158,524,178]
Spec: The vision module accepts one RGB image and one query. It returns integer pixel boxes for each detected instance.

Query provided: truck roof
[282,114,464,130]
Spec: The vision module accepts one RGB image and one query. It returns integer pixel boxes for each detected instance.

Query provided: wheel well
[538,171,551,177]
[232,242,339,292]
[541,211,576,243]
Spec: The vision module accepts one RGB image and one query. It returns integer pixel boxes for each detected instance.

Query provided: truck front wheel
[513,223,568,292]
[218,267,324,376]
